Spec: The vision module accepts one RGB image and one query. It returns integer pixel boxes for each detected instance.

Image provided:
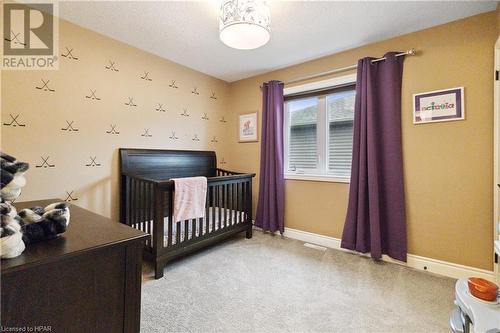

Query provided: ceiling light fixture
[219,0,270,50]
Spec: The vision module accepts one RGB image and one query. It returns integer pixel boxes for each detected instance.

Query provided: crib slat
[184,220,189,242]
[233,183,236,225]
[221,184,225,229]
[140,180,145,232]
[131,178,136,227]
[211,186,216,233]
[214,184,218,218]
[137,180,141,230]
[142,181,147,233]
[130,178,134,227]
[239,182,244,223]
[232,183,236,225]
[143,181,148,243]
[135,180,139,230]
[144,182,149,244]
[167,191,173,246]
[240,182,246,222]
[176,221,181,244]
[216,185,220,230]
[125,177,131,225]
[143,181,148,234]
[139,180,144,232]
[225,184,229,228]
[204,187,209,235]
[228,184,231,226]
[192,218,197,239]
[218,185,222,230]
[124,176,129,225]
[136,179,140,229]
[137,180,141,231]
[236,183,240,224]
[205,186,215,234]
[248,181,252,221]
[229,183,233,226]
[150,183,154,241]
[241,182,245,223]
[153,183,157,247]
[153,186,165,254]
[229,183,232,226]
[247,180,252,223]
[146,182,151,246]
[241,182,246,222]
[222,185,228,228]
[149,182,153,246]
[230,183,233,225]
[221,184,226,229]
[217,186,222,231]
[241,182,247,222]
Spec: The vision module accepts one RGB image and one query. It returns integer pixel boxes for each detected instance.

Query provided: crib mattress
[163,207,246,246]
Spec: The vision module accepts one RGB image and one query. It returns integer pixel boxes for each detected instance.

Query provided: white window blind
[328,123,353,178]
[287,98,318,172]
[284,78,356,181]
[289,126,317,171]
[328,90,355,178]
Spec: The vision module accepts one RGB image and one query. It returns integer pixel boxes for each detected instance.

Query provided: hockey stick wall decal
[61,47,79,60]
[35,156,55,168]
[35,79,55,92]
[61,121,79,132]
[3,114,26,127]
[105,60,119,72]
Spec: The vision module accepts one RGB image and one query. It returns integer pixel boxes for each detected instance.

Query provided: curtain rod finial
[407,48,416,56]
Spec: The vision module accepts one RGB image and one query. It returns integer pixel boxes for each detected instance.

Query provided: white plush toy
[0,153,29,201]
[18,202,70,245]
[0,152,71,259]
[0,152,28,259]
[0,202,25,259]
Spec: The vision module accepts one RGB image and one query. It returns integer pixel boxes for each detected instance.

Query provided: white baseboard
[284,227,495,281]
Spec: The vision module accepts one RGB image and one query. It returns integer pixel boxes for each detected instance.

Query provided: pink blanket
[172,176,207,223]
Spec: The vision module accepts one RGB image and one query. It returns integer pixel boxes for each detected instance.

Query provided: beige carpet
[141,230,455,333]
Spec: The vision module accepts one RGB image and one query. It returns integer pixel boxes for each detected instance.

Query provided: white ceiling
[58,1,497,82]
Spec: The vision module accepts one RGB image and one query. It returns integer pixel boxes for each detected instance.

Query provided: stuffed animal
[0,152,71,258]
[1,152,29,201]
[18,202,70,245]
[0,201,25,258]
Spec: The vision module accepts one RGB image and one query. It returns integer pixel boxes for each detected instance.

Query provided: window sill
[284,174,350,184]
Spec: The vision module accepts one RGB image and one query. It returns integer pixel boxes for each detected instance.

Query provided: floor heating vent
[303,243,327,251]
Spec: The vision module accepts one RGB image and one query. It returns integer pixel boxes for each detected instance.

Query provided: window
[284,77,356,182]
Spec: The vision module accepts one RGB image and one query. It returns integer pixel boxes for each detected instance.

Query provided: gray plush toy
[0,200,25,258]
[0,152,29,201]
[18,202,70,245]
[0,152,70,258]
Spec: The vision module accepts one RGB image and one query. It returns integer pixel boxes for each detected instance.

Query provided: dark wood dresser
[1,199,148,333]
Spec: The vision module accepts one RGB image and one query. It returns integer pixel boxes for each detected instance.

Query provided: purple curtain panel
[340,52,407,262]
[255,80,285,234]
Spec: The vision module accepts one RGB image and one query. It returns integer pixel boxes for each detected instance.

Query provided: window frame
[283,73,356,183]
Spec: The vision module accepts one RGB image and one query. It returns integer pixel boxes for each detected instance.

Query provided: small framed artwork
[413,87,464,124]
[239,112,258,142]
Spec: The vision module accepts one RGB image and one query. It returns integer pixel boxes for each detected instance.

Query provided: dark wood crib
[119,148,255,279]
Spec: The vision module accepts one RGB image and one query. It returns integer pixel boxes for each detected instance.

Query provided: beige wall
[1,18,231,220]
[227,12,497,270]
[497,3,500,34]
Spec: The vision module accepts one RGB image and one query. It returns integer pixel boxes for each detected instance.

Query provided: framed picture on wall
[239,112,258,142]
[413,87,465,124]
